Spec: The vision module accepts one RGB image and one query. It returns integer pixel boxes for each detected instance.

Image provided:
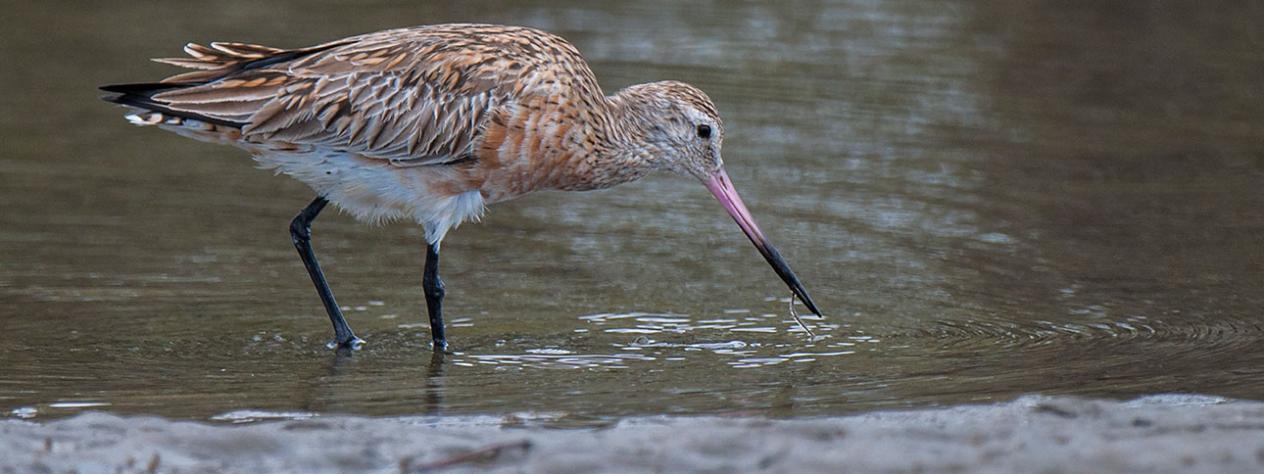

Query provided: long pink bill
[703,168,823,317]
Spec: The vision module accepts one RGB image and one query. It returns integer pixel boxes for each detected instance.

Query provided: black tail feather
[99,82,191,95]
[99,41,347,130]
[99,82,246,128]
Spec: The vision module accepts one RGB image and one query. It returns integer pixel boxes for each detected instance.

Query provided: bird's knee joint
[289,218,311,242]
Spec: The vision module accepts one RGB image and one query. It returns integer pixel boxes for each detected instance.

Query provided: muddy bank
[3,395,1263,473]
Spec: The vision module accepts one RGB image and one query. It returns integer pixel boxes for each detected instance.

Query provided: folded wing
[106,28,538,166]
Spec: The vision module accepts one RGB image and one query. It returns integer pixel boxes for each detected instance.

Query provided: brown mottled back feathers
[142,24,603,166]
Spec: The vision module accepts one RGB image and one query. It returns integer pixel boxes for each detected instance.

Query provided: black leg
[423,242,448,352]
[290,196,364,350]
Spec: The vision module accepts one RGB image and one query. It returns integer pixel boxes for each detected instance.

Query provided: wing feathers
[209,42,285,58]
[151,57,222,70]
[108,25,587,166]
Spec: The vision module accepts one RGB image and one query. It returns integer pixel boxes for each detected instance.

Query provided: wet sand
[4,394,1262,473]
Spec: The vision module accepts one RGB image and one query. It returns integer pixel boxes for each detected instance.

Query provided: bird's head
[616,81,725,180]
[614,81,823,318]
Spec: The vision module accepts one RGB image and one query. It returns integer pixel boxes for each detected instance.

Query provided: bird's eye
[696,124,712,139]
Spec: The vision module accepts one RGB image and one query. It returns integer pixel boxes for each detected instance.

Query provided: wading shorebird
[101,24,822,352]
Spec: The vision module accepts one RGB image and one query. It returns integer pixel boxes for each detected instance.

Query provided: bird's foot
[326,336,366,351]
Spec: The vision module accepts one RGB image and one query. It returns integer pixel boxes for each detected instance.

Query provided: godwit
[101,24,822,351]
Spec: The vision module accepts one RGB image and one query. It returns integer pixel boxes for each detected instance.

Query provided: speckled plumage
[103,24,822,350]
[106,24,725,243]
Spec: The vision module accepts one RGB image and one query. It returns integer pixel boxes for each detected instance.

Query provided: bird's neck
[559,87,667,191]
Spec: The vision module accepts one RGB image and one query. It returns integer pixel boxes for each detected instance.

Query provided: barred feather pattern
[146,25,600,166]
[108,24,726,244]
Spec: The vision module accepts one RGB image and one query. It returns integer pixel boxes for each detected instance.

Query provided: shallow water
[2,1,1263,423]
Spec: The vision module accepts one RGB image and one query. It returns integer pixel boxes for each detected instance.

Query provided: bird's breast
[471,98,605,203]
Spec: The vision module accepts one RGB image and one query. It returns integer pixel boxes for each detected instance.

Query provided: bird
[100,23,823,352]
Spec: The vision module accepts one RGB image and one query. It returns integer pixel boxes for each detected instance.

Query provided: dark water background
[2,1,1263,423]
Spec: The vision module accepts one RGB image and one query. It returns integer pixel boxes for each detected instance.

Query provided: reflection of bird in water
[101,24,822,352]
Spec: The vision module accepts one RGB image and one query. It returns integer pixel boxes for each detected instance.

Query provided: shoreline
[4,394,1263,473]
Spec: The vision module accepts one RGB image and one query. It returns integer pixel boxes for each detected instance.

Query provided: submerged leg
[290,196,364,350]
[423,242,448,352]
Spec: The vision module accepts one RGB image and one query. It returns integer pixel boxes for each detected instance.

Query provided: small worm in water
[789,293,817,338]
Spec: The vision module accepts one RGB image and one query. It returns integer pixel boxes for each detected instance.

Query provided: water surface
[2,1,1263,422]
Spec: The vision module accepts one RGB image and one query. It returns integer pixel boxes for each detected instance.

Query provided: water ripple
[455,311,857,369]
[906,315,1264,357]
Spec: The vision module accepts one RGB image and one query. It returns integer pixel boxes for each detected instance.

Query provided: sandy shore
[4,394,1263,473]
